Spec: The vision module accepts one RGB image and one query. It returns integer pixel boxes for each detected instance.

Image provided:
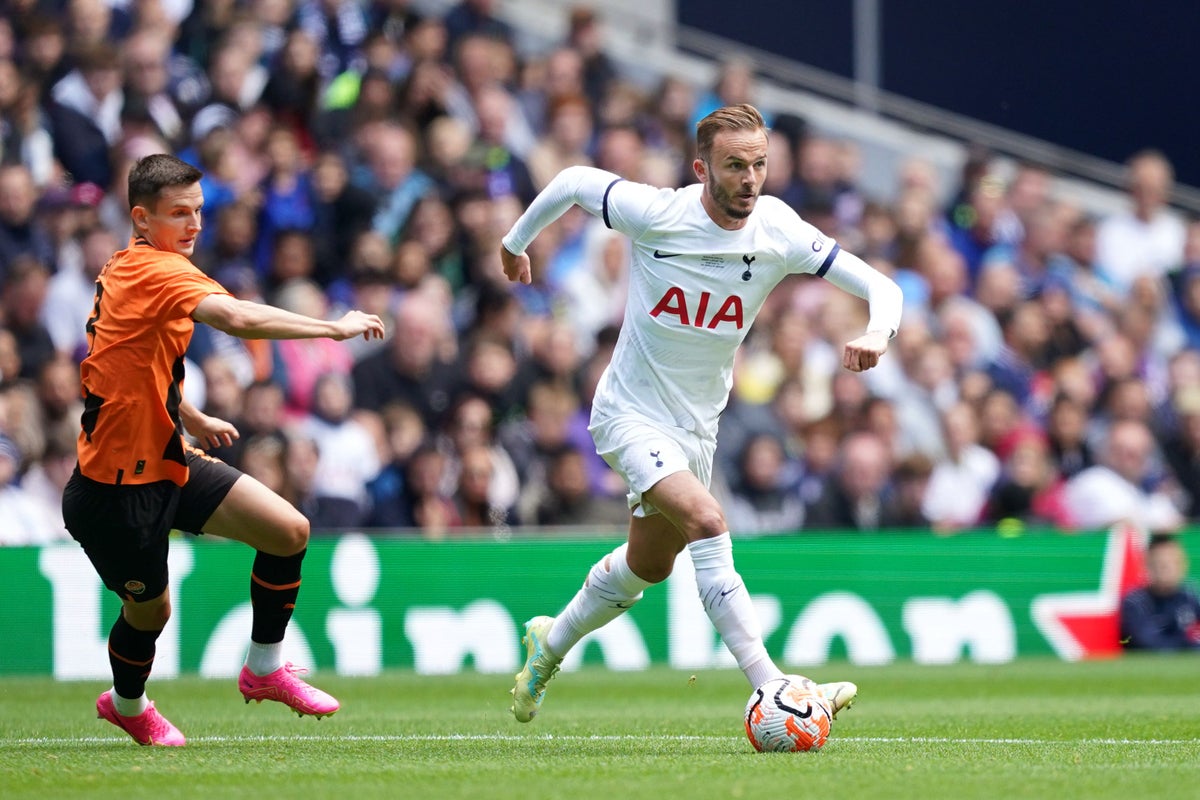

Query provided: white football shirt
[595,181,839,438]
[502,166,901,442]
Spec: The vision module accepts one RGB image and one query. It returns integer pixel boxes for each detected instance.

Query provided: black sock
[250,549,305,644]
[108,614,161,700]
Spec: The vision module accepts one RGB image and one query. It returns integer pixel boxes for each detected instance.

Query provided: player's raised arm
[818,247,904,372]
[192,293,385,341]
[500,165,621,284]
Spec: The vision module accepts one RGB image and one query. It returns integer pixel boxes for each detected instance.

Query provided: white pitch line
[3,734,1197,747]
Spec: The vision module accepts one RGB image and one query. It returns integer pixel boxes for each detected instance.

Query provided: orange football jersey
[76,238,229,486]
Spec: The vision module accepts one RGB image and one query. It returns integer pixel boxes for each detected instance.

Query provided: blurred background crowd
[0,0,1197,544]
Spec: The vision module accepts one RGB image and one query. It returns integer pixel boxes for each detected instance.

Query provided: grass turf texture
[1,656,1197,800]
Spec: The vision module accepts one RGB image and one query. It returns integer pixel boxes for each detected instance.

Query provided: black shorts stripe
[601,178,623,229]
[815,243,841,278]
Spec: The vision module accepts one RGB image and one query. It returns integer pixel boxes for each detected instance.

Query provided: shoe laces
[531,657,560,693]
[142,704,175,738]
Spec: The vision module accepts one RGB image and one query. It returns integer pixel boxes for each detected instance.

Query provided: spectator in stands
[458,82,536,204]
[806,431,894,531]
[283,432,349,530]
[1037,276,1089,364]
[199,353,245,424]
[354,121,435,245]
[34,353,80,448]
[238,433,291,500]
[121,27,185,145]
[51,40,123,145]
[1064,418,1183,533]
[518,46,585,137]
[255,125,315,275]
[922,401,1000,531]
[203,42,262,113]
[891,337,959,459]
[441,390,518,505]
[352,291,457,425]
[534,441,628,528]
[1119,534,1200,651]
[40,225,113,360]
[1096,150,1186,295]
[298,371,380,527]
[19,425,74,543]
[0,432,58,545]
[309,149,379,287]
[403,194,467,292]
[260,28,323,133]
[295,0,369,84]
[986,300,1050,408]
[975,386,1025,456]
[500,379,584,523]
[272,278,354,418]
[0,164,54,273]
[444,32,534,159]
[1161,387,1200,519]
[946,174,1007,283]
[451,442,517,531]
[527,93,594,192]
[885,453,934,529]
[442,0,513,51]
[0,62,54,188]
[724,432,804,535]
[2,256,55,380]
[1045,392,1095,480]
[404,439,460,537]
[365,400,427,528]
[982,426,1072,528]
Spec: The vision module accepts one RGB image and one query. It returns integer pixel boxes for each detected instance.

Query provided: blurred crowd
[0,0,1198,544]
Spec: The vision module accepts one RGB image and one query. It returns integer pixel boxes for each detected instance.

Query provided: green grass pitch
[2,656,1197,800]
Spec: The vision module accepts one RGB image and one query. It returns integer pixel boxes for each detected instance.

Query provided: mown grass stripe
[5,733,1196,747]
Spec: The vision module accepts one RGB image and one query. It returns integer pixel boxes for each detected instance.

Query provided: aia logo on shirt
[650,287,744,329]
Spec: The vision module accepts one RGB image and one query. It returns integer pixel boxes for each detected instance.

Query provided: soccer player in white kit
[500,104,902,723]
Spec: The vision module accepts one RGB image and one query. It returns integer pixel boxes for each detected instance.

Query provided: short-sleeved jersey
[76,238,228,486]
[593,181,840,440]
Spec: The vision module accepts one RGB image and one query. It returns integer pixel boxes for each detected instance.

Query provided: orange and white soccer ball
[744,675,833,752]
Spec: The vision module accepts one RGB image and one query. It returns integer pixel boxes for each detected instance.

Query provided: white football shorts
[588,412,716,517]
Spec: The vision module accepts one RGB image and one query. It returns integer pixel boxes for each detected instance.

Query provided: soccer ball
[744,675,833,752]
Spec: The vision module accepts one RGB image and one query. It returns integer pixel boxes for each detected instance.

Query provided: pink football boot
[96,690,186,746]
[238,663,340,718]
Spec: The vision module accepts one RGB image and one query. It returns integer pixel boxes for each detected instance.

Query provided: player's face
[696,128,768,230]
[133,182,204,258]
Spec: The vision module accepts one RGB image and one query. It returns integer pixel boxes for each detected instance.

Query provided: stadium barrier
[1,524,1190,678]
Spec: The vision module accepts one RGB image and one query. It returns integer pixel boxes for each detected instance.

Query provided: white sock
[245,641,284,676]
[688,533,784,688]
[547,543,654,657]
[111,688,149,717]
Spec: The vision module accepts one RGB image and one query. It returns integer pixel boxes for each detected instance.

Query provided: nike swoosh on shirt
[653,250,682,259]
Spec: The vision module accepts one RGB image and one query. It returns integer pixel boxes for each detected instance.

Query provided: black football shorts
[62,450,241,602]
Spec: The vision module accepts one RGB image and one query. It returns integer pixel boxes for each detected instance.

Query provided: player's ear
[693,157,708,183]
[130,205,150,234]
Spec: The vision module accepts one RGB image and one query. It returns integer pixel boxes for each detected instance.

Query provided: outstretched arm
[500,165,621,284]
[821,249,904,372]
[192,293,385,341]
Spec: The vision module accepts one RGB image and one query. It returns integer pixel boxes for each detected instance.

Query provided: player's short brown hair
[695,103,766,163]
[128,154,203,211]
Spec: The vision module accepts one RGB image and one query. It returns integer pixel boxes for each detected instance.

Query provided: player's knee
[628,554,676,585]
[689,505,728,539]
[630,556,674,584]
[280,510,310,555]
[126,597,171,630]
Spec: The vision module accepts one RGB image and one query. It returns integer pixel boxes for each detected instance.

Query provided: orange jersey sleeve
[76,239,231,486]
